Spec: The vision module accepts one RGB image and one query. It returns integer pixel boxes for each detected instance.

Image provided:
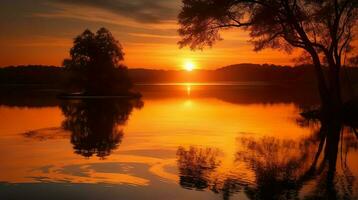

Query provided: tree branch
[210,22,252,30]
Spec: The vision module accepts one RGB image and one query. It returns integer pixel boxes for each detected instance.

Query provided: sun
[184,60,195,71]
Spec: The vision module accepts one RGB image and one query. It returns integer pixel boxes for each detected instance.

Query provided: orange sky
[0,0,298,70]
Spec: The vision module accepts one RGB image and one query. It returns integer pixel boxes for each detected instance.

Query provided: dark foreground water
[0,83,357,200]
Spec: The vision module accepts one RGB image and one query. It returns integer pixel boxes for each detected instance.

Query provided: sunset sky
[0,0,298,69]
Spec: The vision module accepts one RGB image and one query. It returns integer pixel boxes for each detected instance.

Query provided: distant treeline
[0,63,357,86]
[0,65,67,86]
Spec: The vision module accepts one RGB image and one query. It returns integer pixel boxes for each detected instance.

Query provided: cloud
[35,1,179,31]
[128,33,179,39]
[2,36,72,47]
[50,0,180,23]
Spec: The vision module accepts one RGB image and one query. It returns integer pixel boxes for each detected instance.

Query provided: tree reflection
[60,99,143,158]
[239,121,358,199]
[177,146,221,190]
[176,146,245,200]
[176,119,358,199]
[236,136,315,199]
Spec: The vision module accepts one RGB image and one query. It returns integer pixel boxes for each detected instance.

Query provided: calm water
[0,84,357,200]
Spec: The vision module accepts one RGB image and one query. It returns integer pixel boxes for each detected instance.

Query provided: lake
[0,83,357,200]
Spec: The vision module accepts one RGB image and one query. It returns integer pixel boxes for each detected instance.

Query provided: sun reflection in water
[186,83,191,96]
[184,83,193,106]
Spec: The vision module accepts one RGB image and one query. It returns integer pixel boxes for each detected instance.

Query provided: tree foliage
[65,28,124,70]
[178,0,357,55]
[64,28,131,95]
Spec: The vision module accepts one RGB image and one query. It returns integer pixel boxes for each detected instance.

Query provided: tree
[178,0,358,116]
[63,28,131,95]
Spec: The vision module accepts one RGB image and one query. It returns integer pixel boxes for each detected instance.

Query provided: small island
[58,27,141,99]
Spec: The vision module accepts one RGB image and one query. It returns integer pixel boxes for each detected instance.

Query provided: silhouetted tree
[63,28,132,95]
[178,0,358,116]
[60,99,143,158]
